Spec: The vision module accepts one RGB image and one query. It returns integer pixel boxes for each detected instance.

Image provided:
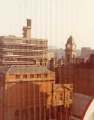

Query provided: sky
[0,0,94,49]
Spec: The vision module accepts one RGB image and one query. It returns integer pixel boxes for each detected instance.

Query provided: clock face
[67,44,71,48]
[72,44,76,49]
[67,44,76,50]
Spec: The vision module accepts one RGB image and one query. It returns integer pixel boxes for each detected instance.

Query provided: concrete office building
[0,19,48,66]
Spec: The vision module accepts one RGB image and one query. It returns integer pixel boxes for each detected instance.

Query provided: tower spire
[23,19,32,39]
[65,35,76,64]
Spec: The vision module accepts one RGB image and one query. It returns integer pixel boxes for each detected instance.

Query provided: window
[22,109,28,120]
[36,107,39,119]
[30,74,34,78]
[30,107,34,120]
[15,110,19,120]
[37,74,41,78]
[60,93,63,101]
[23,74,27,79]
[16,74,21,79]
[44,73,48,78]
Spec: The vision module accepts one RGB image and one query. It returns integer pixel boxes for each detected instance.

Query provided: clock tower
[65,36,76,63]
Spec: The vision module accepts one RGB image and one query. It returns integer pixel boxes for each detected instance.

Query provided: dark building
[55,54,94,96]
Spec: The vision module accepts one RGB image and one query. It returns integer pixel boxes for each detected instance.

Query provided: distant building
[81,47,92,60]
[0,19,48,66]
[48,50,55,61]
[23,19,32,39]
[47,51,56,70]
[57,57,64,66]
[48,58,56,71]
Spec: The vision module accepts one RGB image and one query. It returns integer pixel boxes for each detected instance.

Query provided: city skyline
[0,0,94,49]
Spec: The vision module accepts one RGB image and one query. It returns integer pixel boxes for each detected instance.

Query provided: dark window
[60,93,63,101]
[44,74,48,78]
[16,75,21,79]
[15,110,19,120]
[23,74,27,79]
[22,109,28,120]
[30,74,34,78]
[37,74,41,78]
[30,107,34,120]
[36,107,39,120]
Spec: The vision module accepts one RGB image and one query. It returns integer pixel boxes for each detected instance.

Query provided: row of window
[2,45,47,50]
[15,73,48,79]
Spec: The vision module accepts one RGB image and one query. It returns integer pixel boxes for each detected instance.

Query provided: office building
[0,19,48,66]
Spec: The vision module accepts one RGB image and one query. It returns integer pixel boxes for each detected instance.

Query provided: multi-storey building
[0,65,55,120]
[0,64,73,120]
[0,19,48,66]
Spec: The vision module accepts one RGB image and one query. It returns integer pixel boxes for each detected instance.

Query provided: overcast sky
[0,0,94,49]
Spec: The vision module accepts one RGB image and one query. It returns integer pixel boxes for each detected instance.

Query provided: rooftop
[2,65,52,74]
[70,93,93,120]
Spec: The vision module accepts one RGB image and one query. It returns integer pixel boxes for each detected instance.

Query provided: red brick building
[55,54,94,96]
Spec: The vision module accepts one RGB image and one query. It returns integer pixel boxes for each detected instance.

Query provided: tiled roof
[70,93,93,119]
[7,65,51,74]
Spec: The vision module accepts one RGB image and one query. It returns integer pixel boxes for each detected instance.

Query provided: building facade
[55,36,94,96]
[55,54,94,96]
[0,65,55,120]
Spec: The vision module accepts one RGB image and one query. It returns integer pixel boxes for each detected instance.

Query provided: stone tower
[23,19,31,39]
[65,36,76,63]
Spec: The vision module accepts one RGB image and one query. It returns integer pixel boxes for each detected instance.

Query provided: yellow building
[47,84,73,108]
[0,65,55,120]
